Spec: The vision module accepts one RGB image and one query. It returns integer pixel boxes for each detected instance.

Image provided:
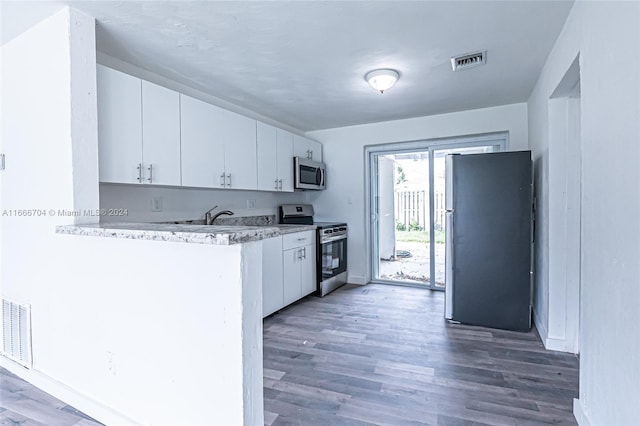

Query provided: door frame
[364,132,509,289]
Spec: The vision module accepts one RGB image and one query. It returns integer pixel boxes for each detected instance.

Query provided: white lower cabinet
[282,231,316,306]
[300,242,317,295]
[262,231,317,318]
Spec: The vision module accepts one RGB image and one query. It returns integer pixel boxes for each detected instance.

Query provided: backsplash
[99,183,309,223]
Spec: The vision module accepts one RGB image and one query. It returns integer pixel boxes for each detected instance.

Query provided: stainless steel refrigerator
[444,151,533,331]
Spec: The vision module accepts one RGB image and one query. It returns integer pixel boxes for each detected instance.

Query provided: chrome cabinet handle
[220,173,225,187]
[278,179,283,190]
[137,163,142,182]
[274,179,279,190]
[297,249,302,261]
[147,164,153,183]
[302,246,306,259]
[226,173,231,187]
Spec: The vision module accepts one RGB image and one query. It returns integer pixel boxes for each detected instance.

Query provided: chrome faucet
[204,205,234,225]
[204,205,218,225]
[211,210,234,224]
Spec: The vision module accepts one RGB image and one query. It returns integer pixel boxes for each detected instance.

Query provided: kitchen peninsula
[53,221,313,425]
[56,221,315,245]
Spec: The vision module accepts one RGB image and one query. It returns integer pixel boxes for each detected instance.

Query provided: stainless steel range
[279,205,348,296]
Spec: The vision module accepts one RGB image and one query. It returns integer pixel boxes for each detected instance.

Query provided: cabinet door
[221,109,257,190]
[142,81,181,185]
[300,243,317,297]
[256,122,279,191]
[180,94,225,188]
[293,135,322,162]
[283,248,301,306]
[97,65,142,183]
[307,139,322,162]
[262,236,284,317]
[276,129,294,192]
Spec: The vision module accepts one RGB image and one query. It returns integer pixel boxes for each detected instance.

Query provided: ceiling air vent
[451,51,487,71]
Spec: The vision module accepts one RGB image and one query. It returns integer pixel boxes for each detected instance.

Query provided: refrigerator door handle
[444,211,454,320]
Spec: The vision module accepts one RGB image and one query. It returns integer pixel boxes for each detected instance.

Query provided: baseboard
[347,275,367,285]
[0,355,139,425]
[573,398,591,426]
[545,336,578,353]
[533,309,549,344]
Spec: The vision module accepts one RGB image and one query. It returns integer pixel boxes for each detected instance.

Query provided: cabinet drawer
[282,230,315,250]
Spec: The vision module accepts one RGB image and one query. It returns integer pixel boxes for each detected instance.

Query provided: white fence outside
[394,190,446,231]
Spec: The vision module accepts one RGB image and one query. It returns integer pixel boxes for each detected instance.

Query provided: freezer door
[444,211,454,319]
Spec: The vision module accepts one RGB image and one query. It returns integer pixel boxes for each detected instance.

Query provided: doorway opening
[367,134,507,290]
[547,54,582,354]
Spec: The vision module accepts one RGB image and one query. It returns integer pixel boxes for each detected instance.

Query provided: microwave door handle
[317,167,325,187]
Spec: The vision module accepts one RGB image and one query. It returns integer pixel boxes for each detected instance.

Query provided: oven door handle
[320,234,347,244]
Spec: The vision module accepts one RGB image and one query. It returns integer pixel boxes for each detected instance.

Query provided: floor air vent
[451,50,487,71]
[2,299,32,368]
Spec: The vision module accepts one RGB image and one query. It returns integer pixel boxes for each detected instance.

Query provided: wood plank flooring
[263,284,579,426]
[0,367,102,425]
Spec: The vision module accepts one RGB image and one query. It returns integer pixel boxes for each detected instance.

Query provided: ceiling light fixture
[365,69,399,94]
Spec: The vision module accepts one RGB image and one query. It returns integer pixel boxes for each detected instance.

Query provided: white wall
[99,183,309,223]
[527,1,640,424]
[306,103,529,284]
[0,7,264,425]
[0,6,98,302]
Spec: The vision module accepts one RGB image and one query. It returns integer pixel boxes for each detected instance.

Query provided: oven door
[320,235,347,280]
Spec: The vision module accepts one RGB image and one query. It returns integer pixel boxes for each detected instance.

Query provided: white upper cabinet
[220,109,257,190]
[276,129,294,192]
[180,95,258,189]
[97,65,319,192]
[293,135,322,162]
[257,123,293,192]
[142,81,181,186]
[257,122,279,191]
[180,94,257,190]
[97,66,180,185]
[97,65,142,184]
[180,94,225,188]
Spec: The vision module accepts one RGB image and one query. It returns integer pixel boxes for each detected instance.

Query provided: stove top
[279,204,346,229]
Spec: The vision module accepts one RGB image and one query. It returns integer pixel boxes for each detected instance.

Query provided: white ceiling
[1,1,574,131]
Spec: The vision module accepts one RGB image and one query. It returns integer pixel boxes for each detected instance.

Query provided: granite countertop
[55,221,317,246]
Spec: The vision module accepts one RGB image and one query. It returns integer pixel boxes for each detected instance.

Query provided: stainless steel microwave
[294,157,326,190]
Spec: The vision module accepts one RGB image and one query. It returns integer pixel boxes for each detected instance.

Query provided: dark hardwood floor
[263,284,579,426]
[0,367,102,425]
[0,283,578,425]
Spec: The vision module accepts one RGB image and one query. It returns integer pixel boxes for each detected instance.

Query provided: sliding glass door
[368,135,505,290]
[373,151,433,287]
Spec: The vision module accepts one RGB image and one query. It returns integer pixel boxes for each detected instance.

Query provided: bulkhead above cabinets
[96,64,322,193]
